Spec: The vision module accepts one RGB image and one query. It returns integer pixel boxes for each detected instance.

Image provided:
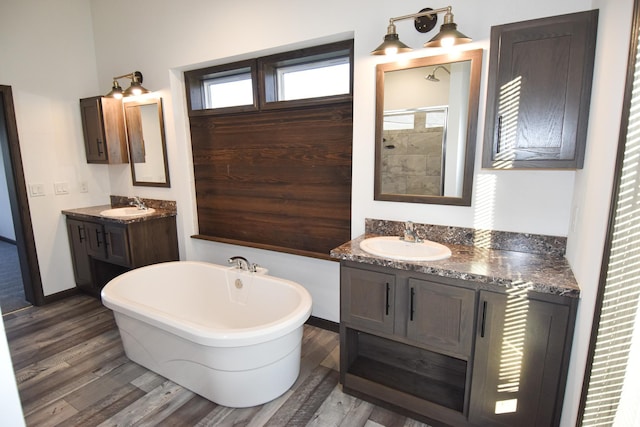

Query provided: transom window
[203,69,253,109]
[185,40,353,115]
[275,57,350,101]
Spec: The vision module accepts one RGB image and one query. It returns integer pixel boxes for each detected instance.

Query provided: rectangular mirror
[124,97,170,187]
[374,49,483,205]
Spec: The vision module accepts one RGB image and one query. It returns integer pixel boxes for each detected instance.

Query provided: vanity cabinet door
[66,219,92,287]
[79,96,128,164]
[84,221,108,260]
[341,266,395,335]
[407,278,475,357]
[469,290,571,427]
[103,223,131,267]
[482,10,597,169]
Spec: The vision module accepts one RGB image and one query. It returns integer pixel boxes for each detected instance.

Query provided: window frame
[259,40,354,110]
[184,40,353,116]
[184,59,259,116]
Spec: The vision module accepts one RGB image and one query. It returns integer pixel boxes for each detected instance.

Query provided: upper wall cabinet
[482,10,598,169]
[79,96,128,164]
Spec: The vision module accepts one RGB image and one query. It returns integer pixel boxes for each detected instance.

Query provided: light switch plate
[29,183,45,197]
[54,182,69,195]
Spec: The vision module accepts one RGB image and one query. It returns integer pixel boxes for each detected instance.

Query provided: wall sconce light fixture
[371,6,471,55]
[106,71,150,99]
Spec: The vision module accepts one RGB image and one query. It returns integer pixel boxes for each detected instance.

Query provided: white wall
[0,0,632,424]
[0,0,113,296]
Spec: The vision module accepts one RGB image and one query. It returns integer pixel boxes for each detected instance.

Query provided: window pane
[383,113,415,130]
[425,110,447,128]
[204,72,253,109]
[277,59,349,101]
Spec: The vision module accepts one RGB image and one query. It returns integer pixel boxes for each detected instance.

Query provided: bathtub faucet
[228,256,258,272]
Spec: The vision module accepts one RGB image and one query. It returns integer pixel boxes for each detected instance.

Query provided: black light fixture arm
[387,6,450,29]
[112,71,143,83]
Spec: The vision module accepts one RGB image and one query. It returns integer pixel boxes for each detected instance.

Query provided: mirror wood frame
[374,49,483,206]
[123,98,171,187]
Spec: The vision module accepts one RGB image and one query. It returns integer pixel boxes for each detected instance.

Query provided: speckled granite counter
[62,196,176,224]
[330,219,579,298]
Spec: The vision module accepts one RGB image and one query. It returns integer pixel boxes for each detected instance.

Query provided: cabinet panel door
[482,10,597,168]
[407,278,475,357]
[341,266,395,334]
[66,219,92,286]
[79,97,107,163]
[469,290,570,427]
[84,222,107,260]
[104,224,130,267]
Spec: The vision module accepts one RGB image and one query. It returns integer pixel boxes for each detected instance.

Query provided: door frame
[0,85,44,306]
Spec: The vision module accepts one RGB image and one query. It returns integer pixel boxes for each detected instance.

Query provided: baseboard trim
[0,236,16,244]
[306,316,339,333]
[42,287,79,305]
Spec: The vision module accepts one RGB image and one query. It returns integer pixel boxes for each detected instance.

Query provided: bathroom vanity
[62,197,179,296]
[331,220,578,427]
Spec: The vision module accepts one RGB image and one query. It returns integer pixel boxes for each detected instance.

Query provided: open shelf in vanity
[345,330,466,412]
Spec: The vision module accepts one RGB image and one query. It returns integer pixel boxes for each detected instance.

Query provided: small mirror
[375,49,482,205]
[124,97,170,187]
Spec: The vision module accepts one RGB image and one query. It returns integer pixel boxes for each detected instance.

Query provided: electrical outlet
[79,181,88,193]
[54,182,69,195]
[29,183,45,197]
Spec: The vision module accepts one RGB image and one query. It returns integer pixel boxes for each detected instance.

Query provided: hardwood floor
[4,294,432,426]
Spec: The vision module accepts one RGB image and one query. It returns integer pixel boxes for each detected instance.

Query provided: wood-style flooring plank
[5,293,433,427]
[159,395,217,427]
[23,398,78,427]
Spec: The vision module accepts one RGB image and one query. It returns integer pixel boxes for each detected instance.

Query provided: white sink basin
[359,236,452,261]
[100,207,156,218]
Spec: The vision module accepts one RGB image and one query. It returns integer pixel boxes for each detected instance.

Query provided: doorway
[0,85,44,310]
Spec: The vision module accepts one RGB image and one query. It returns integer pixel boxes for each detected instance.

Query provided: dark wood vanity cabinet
[339,261,577,427]
[66,215,178,295]
[79,96,128,164]
[482,10,598,169]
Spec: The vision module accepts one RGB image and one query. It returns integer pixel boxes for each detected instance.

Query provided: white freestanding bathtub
[101,261,312,407]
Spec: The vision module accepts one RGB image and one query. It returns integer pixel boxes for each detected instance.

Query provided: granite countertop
[61,196,177,224]
[330,233,580,298]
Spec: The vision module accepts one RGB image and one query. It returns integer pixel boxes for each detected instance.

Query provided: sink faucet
[228,256,258,272]
[401,221,422,243]
[130,196,147,210]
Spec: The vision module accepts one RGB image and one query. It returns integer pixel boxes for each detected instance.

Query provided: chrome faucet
[228,256,258,272]
[130,196,147,210]
[401,221,422,243]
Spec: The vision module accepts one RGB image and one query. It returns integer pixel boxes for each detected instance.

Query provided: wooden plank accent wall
[190,102,352,259]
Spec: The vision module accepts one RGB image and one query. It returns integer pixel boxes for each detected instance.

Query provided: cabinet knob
[96,139,104,156]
